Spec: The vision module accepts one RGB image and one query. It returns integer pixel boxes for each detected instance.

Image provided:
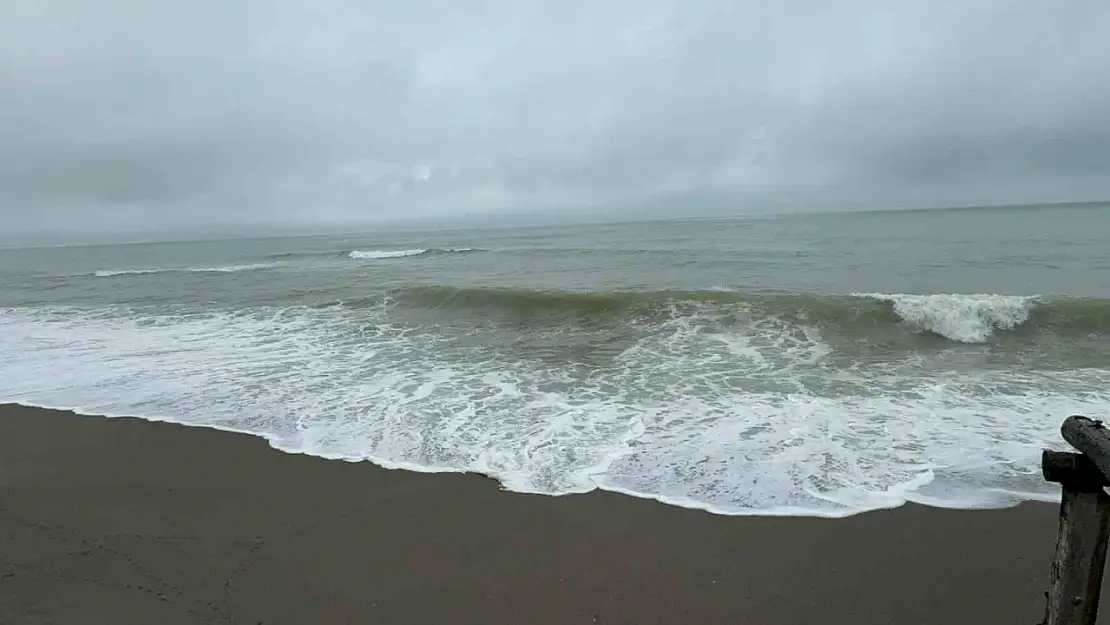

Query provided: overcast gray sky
[2,0,1108,235]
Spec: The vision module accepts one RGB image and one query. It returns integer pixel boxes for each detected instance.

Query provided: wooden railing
[1042,416,1110,625]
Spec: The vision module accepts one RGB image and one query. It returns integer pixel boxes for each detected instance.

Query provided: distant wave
[93,263,277,277]
[348,248,482,260]
[349,249,427,259]
[94,269,160,277]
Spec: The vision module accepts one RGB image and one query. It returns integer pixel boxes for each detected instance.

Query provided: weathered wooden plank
[1044,451,1110,489]
[1062,417,1110,482]
[1046,484,1110,625]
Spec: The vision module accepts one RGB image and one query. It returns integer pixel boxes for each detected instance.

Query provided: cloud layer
[2,0,1108,233]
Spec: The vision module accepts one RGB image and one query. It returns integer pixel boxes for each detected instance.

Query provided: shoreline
[0,400,1059,519]
[0,403,1093,624]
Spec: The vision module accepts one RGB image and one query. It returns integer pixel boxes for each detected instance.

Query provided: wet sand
[0,403,1084,624]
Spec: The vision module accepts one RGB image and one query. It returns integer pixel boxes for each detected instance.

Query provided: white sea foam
[349,249,427,259]
[348,248,479,260]
[0,304,1097,517]
[854,293,1037,342]
[94,263,277,277]
[94,269,160,277]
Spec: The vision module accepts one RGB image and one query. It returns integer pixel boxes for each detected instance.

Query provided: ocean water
[1,203,1108,516]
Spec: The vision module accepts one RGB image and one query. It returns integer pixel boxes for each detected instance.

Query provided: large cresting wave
[379,286,1107,344]
[852,293,1036,343]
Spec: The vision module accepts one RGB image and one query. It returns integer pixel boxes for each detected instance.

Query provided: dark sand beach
[0,403,1090,624]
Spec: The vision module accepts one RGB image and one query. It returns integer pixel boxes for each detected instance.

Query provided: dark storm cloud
[1,0,1108,233]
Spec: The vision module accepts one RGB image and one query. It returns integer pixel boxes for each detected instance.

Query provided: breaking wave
[853,293,1036,343]
[1,297,1100,517]
[375,286,1108,343]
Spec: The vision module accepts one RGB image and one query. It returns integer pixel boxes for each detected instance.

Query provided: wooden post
[1062,417,1110,480]
[1043,450,1110,625]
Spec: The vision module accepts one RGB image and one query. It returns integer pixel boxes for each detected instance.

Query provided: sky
[2,0,1109,237]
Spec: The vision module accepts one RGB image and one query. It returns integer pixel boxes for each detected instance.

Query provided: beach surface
[0,403,1092,624]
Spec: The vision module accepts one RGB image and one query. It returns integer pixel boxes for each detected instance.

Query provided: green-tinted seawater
[1,203,1107,515]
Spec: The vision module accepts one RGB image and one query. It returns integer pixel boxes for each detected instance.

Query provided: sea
[1,202,1108,517]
